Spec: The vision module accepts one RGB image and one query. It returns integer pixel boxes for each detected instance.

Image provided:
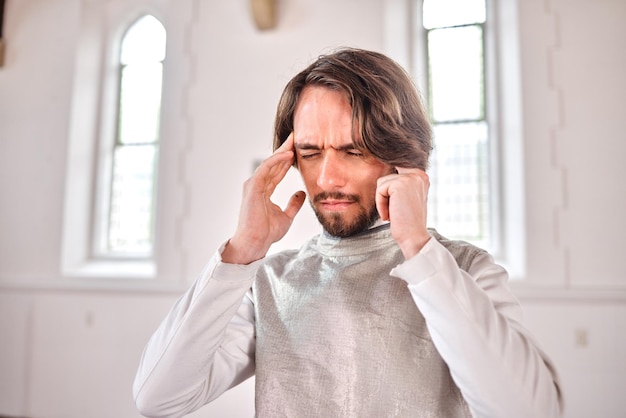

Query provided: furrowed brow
[335,144,359,152]
[294,143,358,151]
[294,143,321,151]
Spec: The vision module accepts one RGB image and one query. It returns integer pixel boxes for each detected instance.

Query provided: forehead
[293,86,356,148]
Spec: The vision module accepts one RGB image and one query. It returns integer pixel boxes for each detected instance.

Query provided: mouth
[313,192,359,212]
[319,199,355,211]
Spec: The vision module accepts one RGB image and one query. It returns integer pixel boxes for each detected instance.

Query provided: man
[133,48,562,417]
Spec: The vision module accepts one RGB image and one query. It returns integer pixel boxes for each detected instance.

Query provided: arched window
[62,10,167,280]
[102,15,166,256]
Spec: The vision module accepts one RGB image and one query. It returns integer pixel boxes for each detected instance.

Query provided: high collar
[315,222,397,257]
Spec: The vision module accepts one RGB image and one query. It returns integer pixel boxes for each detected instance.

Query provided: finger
[394,166,430,193]
[246,158,291,200]
[274,132,294,154]
[395,166,425,176]
[284,191,306,221]
[265,160,293,194]
[256,149,294,180]
[262,133,295,170]
[396,166,429,182]
[375,183,390,221]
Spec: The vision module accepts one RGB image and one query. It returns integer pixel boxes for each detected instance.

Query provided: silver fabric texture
[252,225,475,417]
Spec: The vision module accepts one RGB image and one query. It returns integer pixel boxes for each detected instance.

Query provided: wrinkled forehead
[292,86,362,149]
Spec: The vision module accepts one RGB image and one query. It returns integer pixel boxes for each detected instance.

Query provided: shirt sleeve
[390,238,563,418]
[133,245,259,418]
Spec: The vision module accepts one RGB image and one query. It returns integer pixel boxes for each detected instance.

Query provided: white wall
[0,0,624,417]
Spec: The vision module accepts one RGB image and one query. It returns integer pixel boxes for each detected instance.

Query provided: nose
[317,151,347,190]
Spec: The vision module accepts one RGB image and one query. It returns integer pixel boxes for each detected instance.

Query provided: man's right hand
[221,133,306,265]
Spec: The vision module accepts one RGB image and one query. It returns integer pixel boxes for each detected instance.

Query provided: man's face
[293,86,394,237]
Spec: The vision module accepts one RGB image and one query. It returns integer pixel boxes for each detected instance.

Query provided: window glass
[109,145,157,253]
[107,15,165,255]
[428,122,489,242]
[120,15,166,64]
[423,0,485,29]
[422,0,491,249]
[428,25,484,122]
[118,62,163,144]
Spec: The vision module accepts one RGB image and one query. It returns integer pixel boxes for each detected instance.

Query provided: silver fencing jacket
[133,223,562,417]
[252,225,479,417]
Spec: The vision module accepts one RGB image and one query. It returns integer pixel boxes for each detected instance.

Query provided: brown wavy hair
[273,48,432,170]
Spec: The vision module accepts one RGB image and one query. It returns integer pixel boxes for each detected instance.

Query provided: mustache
[313,191,360,204]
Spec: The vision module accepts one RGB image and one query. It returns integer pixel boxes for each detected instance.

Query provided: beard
[311,191,380,238]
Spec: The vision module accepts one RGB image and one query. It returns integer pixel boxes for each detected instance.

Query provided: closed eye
[346,149,364,157]
[299,152,320,160]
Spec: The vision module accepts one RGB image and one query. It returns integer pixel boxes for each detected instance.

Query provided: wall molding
[1,278,625,303]
[511,283,626,303]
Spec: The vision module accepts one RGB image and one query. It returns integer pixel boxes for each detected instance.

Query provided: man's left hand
[376,167,431,260]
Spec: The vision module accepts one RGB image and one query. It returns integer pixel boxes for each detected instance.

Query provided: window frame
[383,0,525,278]
[424,16,492,250]
[94,14,165,259]
[62,3,167,280]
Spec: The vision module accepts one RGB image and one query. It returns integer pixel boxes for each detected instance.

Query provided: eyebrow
[294,143,357,152]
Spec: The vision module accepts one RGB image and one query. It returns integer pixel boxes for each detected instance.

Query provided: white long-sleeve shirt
[133,235,562,418]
